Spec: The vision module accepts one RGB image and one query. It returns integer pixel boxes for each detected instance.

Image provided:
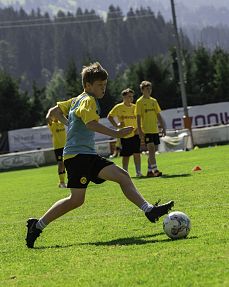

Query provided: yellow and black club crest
[80,177,87,185]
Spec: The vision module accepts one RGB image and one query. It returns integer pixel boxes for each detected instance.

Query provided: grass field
[0,145,229,286]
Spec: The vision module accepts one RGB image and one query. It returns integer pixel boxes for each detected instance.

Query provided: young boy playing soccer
[48,118,67,188]
[108,88,142,177]
[26,63,174,248]
[136,81,166,177]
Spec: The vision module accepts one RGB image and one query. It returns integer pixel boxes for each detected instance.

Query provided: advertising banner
[7,102,229,153]
[161,102,229,130]
[0,150,45,170]
[8,126,52,152]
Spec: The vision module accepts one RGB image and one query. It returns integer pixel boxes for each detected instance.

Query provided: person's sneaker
[153,170,162,177]
[25,218,42,248]
[58,183,67,188]
[145,200,174,223]
[146,170,162,177]
[146,171,154,177]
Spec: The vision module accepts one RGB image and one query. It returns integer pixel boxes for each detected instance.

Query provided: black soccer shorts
[64,154,113,188]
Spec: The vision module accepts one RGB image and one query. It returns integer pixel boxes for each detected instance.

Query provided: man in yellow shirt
[48,119,67,188]
[108,88,142,177]
[136,81,166,177]
[25,63,174,248]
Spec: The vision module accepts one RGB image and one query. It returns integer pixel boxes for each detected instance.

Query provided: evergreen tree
[44,69,67,112]
[0,6,191,88]
[0,71,32,131]
[189,47,214,104]
[0,40,16,75]
[212,48,229,102]
[30,82,46,126]
[64,60,82,98]
[106,6,124,77]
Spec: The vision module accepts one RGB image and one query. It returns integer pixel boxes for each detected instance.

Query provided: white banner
[8,119,113,152]
[0,150,45,170]
[8,126,52,152]
[95,141,111,156]
[161,102,229,130]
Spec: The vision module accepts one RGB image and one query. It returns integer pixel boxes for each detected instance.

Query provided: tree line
[1,46,229,133]
[186,25,229,52]
[0,5,189,88]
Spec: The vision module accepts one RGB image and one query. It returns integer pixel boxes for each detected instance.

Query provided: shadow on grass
[132,173,191,180]
[34,234,198,249]
[161,174,191,179]
[34,244,75,250]
[80,234,198,247]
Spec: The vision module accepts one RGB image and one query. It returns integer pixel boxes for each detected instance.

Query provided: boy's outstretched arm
[86,120,133,138]
[107,115,124,128]
[46,106,69,126]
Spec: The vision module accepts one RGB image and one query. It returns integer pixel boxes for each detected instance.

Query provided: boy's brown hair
[81,62,108,88]
[121,88,134,97]
[140,81,152,90]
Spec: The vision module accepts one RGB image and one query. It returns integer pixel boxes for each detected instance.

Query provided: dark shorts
[144,133,160,145]
[54,148,64,161]
[64,154,113,188]
[120,135,141,157]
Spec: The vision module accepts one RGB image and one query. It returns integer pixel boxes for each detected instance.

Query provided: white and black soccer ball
[163,211,191,239]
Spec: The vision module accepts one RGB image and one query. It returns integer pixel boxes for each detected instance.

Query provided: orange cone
[192,166,202,171]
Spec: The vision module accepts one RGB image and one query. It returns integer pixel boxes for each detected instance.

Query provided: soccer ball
[163,211,191,239]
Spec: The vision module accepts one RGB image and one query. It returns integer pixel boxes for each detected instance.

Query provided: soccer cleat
[146,171,154,177]
[145,200,174,223]
[153,170,162,177]
[147,170,162,177]
[25,218,42,248]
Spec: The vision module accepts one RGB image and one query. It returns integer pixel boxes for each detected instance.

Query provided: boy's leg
[98,164,146,207]
[122,156,130,172]
[39,188,86,225]
[55,148,66,187]
[58,161,65,174]
[25,188,86,248]
[147,143,162,177]
[133,153,142,176]
[98,164,174,220]
[147,142,156,167]
[58,161,66,187]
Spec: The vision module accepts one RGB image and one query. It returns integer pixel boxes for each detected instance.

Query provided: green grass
[0,145,229,286]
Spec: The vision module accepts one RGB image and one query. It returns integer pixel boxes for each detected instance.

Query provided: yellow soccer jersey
[75,95,100,124]
[135,96,161,134]
[57,98,73,116]
[108,103,137,138]
[48,121,66,149]
[57,94,100,124]
[57,93,100,160]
